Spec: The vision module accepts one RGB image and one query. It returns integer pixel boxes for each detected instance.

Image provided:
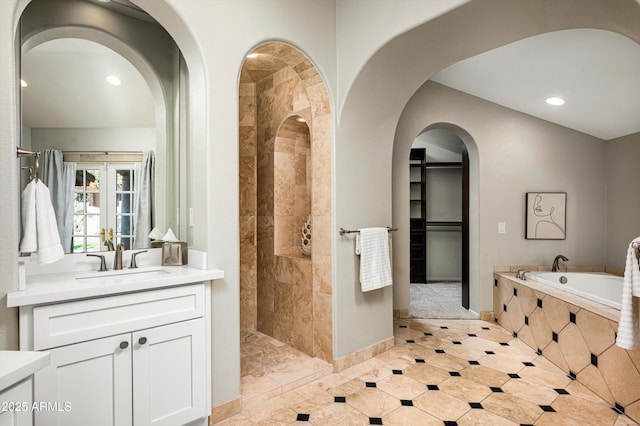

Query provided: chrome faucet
[87,254,108,272]
[114,243,126,270]
[552,254,569,272]
[129,250,148,269]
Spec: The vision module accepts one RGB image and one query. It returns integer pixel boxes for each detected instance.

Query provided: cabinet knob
[138,337,147,345]
[119,341,129,350]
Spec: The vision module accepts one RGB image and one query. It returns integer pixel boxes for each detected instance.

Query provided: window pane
[74,193,86,213]
[86,214,101,236]
[74,215,85,234]
[117,193,132,214]
[117,215,133,235]
[86,237,101,252]
[118,237,131,251]
[117,169,132,191]
[88,169,101,186]
[72,237,85,253]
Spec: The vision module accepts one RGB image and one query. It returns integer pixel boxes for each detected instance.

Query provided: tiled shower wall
[239,44,333,362]
[494,273,640,422]
[239,80,258,332]
[274,121,311,256]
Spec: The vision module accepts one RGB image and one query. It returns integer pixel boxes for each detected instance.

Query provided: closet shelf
[426,221,462,232]
[425,162,462,169]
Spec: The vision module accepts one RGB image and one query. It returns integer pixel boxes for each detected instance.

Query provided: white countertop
[7,266,224,307]
[0,351,50,391]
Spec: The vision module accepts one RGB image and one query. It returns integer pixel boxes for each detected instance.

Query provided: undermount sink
[75,267,171,281]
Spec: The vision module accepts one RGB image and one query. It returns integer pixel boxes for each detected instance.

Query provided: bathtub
[527,271,622,309]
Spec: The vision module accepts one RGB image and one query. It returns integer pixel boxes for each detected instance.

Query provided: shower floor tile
[223,321,638,425]
[240,329,333,408]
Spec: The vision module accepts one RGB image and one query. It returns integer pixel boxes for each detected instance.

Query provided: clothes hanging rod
[339,227,398,236]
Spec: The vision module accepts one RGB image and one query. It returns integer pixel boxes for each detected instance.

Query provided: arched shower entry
[238,42,333,365]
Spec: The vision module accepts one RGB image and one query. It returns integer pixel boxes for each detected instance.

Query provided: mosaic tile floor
[224,320,638,425]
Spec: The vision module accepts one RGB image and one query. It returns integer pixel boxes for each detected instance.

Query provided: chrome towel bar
[17,147,41,181]
[339,227,398,236]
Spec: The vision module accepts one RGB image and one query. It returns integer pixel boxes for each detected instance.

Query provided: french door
[73,163,137,252]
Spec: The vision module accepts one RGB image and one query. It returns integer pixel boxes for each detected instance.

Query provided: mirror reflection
[21,37,177,253]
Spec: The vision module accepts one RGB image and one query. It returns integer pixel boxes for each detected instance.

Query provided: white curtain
[41,149,76,253]
[133,150,155,249]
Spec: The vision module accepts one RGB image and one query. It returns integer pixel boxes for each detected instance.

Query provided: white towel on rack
[616,237,640,349]
[356,227,393,292]
[19,180,65,265]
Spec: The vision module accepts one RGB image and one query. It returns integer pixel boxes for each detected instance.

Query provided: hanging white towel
[19,180,37,253]
[19,180,65,265]
[356,227,393,292]
[616,237,640,349]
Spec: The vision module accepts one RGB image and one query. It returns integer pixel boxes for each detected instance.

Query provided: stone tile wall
[494,271,640,422]
[274,120,311,256]
[239,81,258,331]
[239,43,333,362]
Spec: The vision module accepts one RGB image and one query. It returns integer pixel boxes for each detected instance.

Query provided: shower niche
[274,116,312,258]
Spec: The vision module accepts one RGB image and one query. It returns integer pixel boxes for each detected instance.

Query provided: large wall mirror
[19,0,184,254]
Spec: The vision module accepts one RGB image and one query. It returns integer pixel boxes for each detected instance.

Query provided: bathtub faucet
[552,254,569,272]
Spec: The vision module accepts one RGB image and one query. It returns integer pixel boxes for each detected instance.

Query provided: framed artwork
[525,192,566,240]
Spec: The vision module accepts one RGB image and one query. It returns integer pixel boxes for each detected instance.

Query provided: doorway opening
[238,42,334,406]
[409,128,476,319]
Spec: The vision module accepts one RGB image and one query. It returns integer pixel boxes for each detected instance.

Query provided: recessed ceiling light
[246,53,259,59]
[106,75,121,86]
[296,117,306,122]
[20,79,27,87]
[546,96,565,106]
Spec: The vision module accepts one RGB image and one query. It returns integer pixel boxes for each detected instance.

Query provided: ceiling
[432,28,640,141]
[21,24,640,139]
[21,37,155,128]
[20,0,157,129]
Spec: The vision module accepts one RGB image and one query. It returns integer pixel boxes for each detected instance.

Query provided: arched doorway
[408,127,475,319]
[238,42,333,398]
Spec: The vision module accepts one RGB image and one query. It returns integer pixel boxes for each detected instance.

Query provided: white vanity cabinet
[0,377,33,426]
[0,351,50,426]
[17,282,210,426]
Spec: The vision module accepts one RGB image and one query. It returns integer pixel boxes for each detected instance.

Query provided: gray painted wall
[30,128,156,152]
[605,132,640,271]
[393,81,607,313]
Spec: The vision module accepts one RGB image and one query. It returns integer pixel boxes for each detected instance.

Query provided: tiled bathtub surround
[494,270,640,423]
[239,43,333,361]
[219,319,636,425]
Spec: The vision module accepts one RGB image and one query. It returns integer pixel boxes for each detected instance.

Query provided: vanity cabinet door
[132,319,207,426]
[0,377,33,426]
[35,334,133,426]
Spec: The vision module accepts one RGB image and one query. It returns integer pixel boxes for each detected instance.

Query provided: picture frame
[525,192,566,240]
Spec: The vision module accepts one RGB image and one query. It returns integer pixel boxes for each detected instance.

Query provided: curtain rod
[62,150,143,155]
